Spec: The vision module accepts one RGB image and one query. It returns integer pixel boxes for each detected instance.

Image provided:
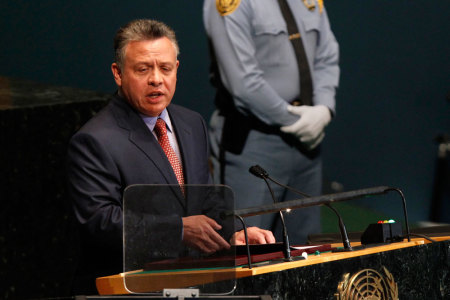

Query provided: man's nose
[148,68,162,86]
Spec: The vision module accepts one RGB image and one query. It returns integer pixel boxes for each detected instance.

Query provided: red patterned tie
[154,118,185,188]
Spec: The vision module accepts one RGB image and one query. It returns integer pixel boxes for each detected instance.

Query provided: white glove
[280,105,331,150]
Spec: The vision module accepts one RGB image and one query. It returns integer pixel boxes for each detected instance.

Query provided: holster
[216,87,280,155]
[216,88,250,154]
[207,39,279,156]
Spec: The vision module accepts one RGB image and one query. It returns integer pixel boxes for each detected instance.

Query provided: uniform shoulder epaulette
[303,0,324,14]
[216,0,241,16]
[318,0,324,13]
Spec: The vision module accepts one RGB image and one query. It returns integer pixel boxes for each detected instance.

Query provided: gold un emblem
[335,267,398,300]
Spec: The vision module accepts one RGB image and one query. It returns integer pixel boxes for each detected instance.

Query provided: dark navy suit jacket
[67,94,215,293]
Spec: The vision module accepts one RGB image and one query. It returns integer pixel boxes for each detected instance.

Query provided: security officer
[203,0,339,243]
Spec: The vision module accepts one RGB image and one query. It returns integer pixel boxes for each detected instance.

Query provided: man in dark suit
[67,19,274,294]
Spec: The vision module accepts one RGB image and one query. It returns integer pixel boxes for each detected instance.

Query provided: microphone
[249,165,269,179]
[248,166,293,261]
[249,165,353,251]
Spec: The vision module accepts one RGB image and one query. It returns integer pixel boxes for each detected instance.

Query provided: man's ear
[111,63,122,86]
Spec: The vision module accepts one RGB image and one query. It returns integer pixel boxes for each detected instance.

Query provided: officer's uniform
[203,0,339,243]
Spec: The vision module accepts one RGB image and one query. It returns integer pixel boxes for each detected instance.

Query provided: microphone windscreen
[249,165,269,178]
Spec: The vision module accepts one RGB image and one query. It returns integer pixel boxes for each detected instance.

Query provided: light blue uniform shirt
[203,0,339,126]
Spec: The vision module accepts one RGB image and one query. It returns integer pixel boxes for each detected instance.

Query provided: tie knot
[154,118,167,138]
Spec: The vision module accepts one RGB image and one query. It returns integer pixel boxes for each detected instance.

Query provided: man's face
[111,37,179,117]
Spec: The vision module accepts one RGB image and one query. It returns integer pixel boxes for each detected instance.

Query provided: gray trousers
[209,111,322,244]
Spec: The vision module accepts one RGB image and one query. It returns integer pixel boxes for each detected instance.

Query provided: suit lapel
[110,96,186,205]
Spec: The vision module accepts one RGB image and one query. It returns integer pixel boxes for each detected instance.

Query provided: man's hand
[280,105,331,150]
[182,215,230,254]
[231,227,276,245]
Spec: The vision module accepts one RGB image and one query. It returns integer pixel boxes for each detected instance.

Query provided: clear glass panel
[123,184,237,295]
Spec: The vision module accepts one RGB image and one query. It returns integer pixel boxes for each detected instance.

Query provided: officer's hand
[182,215,231,254]
[230,227,276,245]
[280,105,331,150]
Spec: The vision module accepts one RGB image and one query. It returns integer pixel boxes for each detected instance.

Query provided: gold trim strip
[289,33,301,40]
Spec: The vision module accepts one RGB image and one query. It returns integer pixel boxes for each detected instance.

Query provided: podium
[92,184,450,299]
[97,237,450,299]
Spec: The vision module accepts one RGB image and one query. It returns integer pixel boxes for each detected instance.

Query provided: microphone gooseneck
[263,176,292,261]
[249,165,292,261]
[324,203,352,250]
[249,165,353,251]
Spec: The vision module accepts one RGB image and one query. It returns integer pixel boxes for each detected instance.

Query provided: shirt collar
[140,108,173,133]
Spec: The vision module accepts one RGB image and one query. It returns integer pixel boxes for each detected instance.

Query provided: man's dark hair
[113,19,179,69]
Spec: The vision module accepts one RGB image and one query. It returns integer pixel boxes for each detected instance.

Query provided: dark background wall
[0,1,449,298]
[321,1,449,222]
